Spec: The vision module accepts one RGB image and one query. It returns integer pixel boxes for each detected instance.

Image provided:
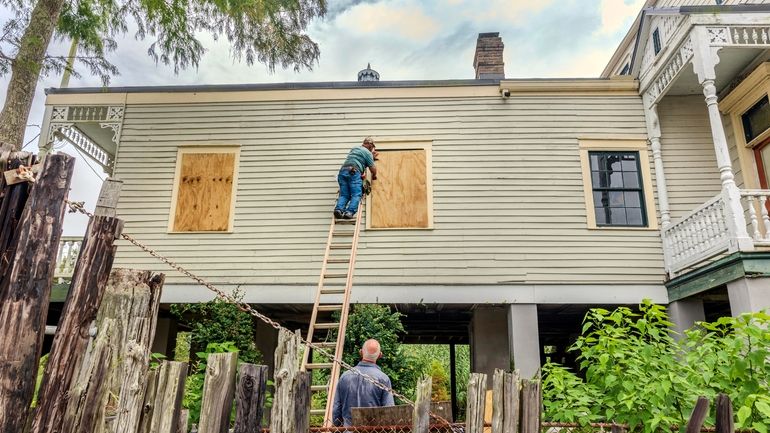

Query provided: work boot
[334,209,343,219]
[343,212,355,220]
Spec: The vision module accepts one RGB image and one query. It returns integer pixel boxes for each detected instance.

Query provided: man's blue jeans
[335,167,363,215]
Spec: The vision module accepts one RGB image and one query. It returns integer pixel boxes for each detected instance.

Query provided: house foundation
[668,299,705,337]
[727,277,770,316]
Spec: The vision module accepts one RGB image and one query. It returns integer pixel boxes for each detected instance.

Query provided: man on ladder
[334,137,378,220]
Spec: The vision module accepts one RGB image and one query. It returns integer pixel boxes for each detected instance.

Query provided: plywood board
[173,152,235,231]
[370,149,428,228]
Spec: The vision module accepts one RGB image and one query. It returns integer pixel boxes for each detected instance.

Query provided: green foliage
[428,360,450,401]
[402,343,470,414]
[542,301,770,433]
[149,352,167,370]
[31,353,49,408]
[170,291,261,365]
[182,341,240,425]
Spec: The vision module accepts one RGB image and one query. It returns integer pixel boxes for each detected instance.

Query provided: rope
[65,200,451,426]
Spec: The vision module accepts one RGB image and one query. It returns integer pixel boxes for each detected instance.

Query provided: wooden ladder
[301,199,365,426]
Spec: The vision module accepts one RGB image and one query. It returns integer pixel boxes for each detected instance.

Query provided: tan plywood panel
[173,152,235,231]
[370,149,428,228]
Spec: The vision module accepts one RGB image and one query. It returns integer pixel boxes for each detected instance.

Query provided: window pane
[608,156,622,172]
[742,96,770,142]
[627,208,644,226]
[623,172,639,188]
[590,154,599,169]
[624,191,641,207]
[609,191,624,206]
[610,208,628,225]
[592,171,609,188]
[595,208,608,225]
[610,171,624,188]
[621,155,638,171]
[593,191,608,207]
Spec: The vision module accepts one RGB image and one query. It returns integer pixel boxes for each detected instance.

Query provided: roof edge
[500,77,638,93]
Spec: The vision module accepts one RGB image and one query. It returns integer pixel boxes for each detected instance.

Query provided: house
[44,0,770,382]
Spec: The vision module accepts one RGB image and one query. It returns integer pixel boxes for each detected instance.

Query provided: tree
[0,0,327,151]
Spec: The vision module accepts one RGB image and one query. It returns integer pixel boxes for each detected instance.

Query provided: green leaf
[756,401,770,418]
[737,406,752,426]
[753,422,768,433]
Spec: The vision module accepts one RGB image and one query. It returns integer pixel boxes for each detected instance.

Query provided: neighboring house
[45,0,770,380]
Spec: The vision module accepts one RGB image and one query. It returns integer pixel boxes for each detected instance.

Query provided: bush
[542,301,770,433]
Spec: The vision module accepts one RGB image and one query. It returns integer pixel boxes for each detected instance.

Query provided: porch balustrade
[663,189,770,277]
[55,236,82,281]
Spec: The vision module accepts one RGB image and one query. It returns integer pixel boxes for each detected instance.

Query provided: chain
[65,200,451,426]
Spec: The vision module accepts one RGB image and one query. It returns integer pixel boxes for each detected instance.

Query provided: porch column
[506,304,540,379]
[642,97,672,227]
[668,299,705,338]
[727,277,770,315]
[690,26,753,251]
[470,306,510,383]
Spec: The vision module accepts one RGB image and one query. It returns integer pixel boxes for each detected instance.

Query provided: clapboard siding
[112,90,664,287]
[658,95,722,220]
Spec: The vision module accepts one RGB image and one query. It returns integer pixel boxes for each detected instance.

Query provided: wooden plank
[413,376,432,433]
[95,178,124,217]
[2,163,41,186]
[291,371,311,433]
[150,361,188,433]
[520,379,541,433]
[173,152,235,231]
[177,409,189,433]
[466,373,488,433]
[0,154,75,433]
[138,369,159,433]
[685,397,710,433]
[492,370,505,433]
[370,149,428,228]
[270,329,304,433]
[504,370,521,433]
[715,394,733,433]
[234,364,268,433]
[0,156,33,285]
[30,209,124,433]
[198,352,238,433]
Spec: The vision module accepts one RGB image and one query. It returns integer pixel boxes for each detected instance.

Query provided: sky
[0,0,646,234]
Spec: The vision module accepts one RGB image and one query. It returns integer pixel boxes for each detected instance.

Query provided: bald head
[360,339,382,363]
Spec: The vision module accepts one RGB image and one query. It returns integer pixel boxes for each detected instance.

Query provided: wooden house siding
[658,95,722,220]
[111,90,665,288]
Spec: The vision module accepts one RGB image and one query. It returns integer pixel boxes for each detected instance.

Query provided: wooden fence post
[62,268,165,433]
[686,397,710,433]
[150,361,189,433]
[177,410,189,433]
[292,371,311,433]
[466,373,488,433]
[0,153,75,433]
[199,352,238,433]
[234,364,269,433]
[271,329,309,433]
[492,369,520,433]
[138,368,160,433]
[0,154,35,283]
[520,379,541,433]
[715,394,733,433]
[30,179,124,433]
[413,376,432,433]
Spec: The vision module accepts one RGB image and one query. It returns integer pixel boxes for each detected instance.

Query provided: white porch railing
[55,236,82,281]
[663,189,770,277]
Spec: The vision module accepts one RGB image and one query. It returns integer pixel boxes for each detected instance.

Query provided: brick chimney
[473,32,505,79]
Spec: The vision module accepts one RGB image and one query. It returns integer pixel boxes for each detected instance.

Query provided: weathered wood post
[138,368,160,433]
[30,178,124,433]
[234,364,269,433]
[685,397,710,433]
[177,409,190,433]
[413,376,432,433]
[0,153,35,283]
[492,369,520,433]
[466,373,488,433]
[270,329,310,433]
[715,394,733,433]
[198,352,238,433]
[150,361,189,433]
[0,153,75,433]
[62,268,165,433]
[520,379,541,433]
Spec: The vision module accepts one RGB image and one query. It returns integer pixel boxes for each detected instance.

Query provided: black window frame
[741,95,770,143]
[589,151,648,228]
[652,28,662,55]
[619,63,630,75]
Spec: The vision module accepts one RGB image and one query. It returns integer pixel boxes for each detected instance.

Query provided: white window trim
[168,145,241,234]
[578,139,658,230]
[365,139,434,230]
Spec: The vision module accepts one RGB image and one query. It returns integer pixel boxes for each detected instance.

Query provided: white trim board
[159,284,669,304]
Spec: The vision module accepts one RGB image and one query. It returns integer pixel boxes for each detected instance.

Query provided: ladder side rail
[323,198,365,426]
[301,210,339,371]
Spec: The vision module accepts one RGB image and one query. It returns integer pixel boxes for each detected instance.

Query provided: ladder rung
[320,288,345,294]
[327,258,350,264]
[324,273,348,279]
[306,363,334,370]
[311,385,329,392]
[335,219,355,225]
[310,409,326,415]
[330,243,353,249]
[313,341,337,348]
[334,232,354,237]
[318,304,343,312]
[314,322,339,330]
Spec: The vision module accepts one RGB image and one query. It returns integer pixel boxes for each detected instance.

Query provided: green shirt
[342,146,375,173]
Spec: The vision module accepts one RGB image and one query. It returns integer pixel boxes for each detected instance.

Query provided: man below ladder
[334,137,378,220]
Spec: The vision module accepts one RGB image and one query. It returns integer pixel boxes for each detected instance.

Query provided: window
[652,28,662,55]
[619,63,630,76]
[579,140,657,229]
[366,142,433,229]
[169,146,240,232]
[741,95,770,143]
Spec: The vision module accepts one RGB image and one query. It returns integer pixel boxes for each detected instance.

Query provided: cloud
[597,0,646,36]
[336,2,440,41]
[326,0,384,19]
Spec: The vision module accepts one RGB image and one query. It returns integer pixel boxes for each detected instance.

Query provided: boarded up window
[172,150,237,232]
[370,149,430,229]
